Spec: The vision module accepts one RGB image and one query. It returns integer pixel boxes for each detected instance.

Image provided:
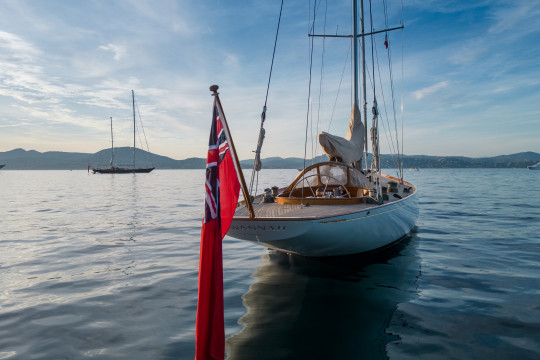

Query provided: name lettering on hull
[231,225,286,231]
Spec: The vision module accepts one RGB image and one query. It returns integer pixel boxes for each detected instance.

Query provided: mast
[352,0,359,106]
[132,90,136,168]
[360,0,368,172]
[310,0,403,175]
[110,116,114,167]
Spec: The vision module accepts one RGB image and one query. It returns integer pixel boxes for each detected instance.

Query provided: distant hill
[0,148,539,170]
[397,151,540,169]
[0,147,204,170]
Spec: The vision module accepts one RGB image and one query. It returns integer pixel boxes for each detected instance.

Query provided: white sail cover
[318,103,364,164]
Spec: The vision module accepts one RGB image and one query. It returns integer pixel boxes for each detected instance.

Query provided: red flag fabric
[195,98,241,360]
[384,34,388,49]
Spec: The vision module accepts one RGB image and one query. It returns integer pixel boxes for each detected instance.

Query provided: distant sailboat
[527,162,540,170]
[0,164,5,170]
[92,90,154,174]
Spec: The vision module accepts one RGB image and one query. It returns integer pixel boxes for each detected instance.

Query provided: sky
[0,0,539,160]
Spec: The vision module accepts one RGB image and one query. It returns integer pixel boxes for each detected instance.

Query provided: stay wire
[303,0,317,203]
[135,100,154,166]
[248,0,284,196]
[328,40,351,133]
[383,0,402,179]
[400,0,405,181]
[314,0,328,162]
[373,40,400,171]
[263,0,284,109]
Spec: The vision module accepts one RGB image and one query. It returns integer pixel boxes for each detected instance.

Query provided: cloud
[488,1,540,36]
[99,44,127,61]
[412,81,449,100]
[449,40,486,65]
[0,30,40,61]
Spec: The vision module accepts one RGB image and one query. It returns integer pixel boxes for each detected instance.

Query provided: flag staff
[210,85,255,219]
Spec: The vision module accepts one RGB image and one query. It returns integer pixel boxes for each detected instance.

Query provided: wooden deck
[235,201,371,219]
[235,174,414,220]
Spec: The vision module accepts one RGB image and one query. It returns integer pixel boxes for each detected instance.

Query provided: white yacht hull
[228,191,418,257]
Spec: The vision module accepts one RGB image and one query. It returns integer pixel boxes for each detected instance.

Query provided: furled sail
[318,103,364,164]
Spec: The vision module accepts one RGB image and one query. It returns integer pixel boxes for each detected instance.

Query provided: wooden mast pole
[210,85,255,219]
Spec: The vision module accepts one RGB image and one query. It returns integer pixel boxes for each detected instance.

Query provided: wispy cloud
[412,81,449,100]
[488,0,540,36]
[449,39,487,65]
[0,30,40,61]
[98,44,127,61]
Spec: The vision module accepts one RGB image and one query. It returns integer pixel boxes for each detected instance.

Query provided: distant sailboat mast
[132,89,136,168]
[110,116,114,167]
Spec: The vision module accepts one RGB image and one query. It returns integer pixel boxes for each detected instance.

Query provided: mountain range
[0,148,539,170]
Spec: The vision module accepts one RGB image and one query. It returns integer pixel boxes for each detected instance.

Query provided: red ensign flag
[195,98,241,360]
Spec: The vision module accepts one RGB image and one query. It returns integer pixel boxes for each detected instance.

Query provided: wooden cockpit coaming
[235,161,416,216]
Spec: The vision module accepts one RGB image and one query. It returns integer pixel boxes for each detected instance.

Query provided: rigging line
[369,0,375,99]
[373,28,401,170]
[254,171,259,204]
[135,101,149,152]
[328,39,351,133]
[368,0,379,173]
[303,0,317,203]
[309,0,323,163]
[315,0,328,160]
[387,30,401,176]
[400,0,405,180]
[135,100,154,166]
[382,0,401,177]
[371,0,400,172]
[263,0,284,108]
[248,0,284,196]
[382,0,402,178]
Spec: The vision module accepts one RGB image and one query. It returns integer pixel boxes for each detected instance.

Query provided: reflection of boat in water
[226,237,419,359]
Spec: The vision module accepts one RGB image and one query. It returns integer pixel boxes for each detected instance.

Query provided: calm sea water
[0,169,539,359]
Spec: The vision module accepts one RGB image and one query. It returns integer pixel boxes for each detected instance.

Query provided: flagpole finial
[210,85,219,94]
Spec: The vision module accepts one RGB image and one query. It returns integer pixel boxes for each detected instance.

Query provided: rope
[302,0,317,204]
[369,0,378,172]
[135,99,154,167]
[248,0,284,196]
[328,40,351,133]
[264,0,284,109]
[382,0,403,179]
[372,29,401,171]
[314,0,328,162]
[400,0,405,181]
